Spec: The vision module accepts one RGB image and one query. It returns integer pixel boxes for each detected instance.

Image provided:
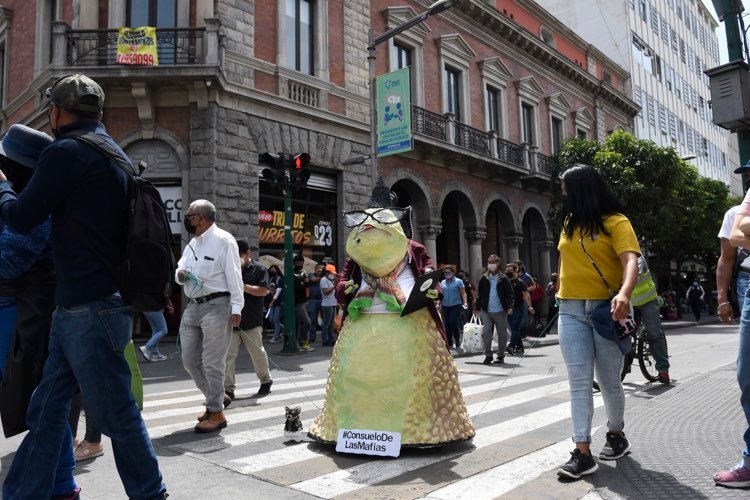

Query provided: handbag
[579,238,637,340]
[461,313,484,354]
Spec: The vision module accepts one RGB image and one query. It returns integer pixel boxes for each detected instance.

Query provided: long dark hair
[561,164,623,240]
[269,264,283,279]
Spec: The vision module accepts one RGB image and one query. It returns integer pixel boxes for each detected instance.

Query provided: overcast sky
[704,0,750,64]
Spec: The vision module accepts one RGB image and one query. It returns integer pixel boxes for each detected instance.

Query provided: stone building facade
[0,0,638,309]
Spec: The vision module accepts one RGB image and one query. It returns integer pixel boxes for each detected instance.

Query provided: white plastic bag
[461,314,484,354]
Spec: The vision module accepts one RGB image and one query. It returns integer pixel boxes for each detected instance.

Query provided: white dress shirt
[175,223,244,314]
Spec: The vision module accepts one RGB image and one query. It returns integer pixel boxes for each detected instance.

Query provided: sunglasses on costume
[343,207,409,228]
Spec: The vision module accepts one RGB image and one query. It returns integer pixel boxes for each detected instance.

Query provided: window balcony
[411,105,542,180]
[50,20,223,81]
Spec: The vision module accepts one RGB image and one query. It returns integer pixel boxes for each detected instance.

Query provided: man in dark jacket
[0,74,166,499]
[475,254,514,364]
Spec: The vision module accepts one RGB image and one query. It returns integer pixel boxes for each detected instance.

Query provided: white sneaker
[152,353,168,361]
[139,345,155,362]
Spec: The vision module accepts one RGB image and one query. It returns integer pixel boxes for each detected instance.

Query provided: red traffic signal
[290,153,311,187]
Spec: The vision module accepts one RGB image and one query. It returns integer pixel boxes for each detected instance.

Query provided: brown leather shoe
[194,411,227,433]
[197,410,209,422]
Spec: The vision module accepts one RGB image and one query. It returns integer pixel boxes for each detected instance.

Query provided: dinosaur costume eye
[343,207,408,228]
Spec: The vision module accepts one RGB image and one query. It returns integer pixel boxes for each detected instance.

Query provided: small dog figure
[284,406,303,442]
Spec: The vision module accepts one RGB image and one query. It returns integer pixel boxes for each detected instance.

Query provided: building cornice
[453,0,639,117]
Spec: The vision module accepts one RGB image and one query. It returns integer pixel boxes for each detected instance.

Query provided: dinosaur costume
[308,181,474,448]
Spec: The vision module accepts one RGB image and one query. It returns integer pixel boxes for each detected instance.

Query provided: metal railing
[497,137,525,167]
[66,27,205,66]
[535,152,554,176]
[412,105,446,141]
[454,121,491,155]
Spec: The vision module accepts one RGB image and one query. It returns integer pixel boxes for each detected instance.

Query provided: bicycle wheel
[637,330,660,382]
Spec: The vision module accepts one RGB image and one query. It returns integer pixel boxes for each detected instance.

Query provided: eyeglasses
[343,207,408,228]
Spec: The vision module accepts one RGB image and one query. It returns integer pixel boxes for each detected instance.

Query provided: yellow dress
[307,309,475,447]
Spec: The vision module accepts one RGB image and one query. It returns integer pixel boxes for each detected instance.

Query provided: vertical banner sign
[376,67,412,157]
[116,26,159,66]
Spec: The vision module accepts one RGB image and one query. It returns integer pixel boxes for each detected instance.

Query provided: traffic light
[260,152,286,186]
[290,153,311,188]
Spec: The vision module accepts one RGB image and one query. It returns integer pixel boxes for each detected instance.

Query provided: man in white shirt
[176,199,244,433]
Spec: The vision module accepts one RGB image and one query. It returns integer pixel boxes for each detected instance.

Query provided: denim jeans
[736,271,750,466]
[143,310,168,353]
[271,305,283,340]
[637,299,670,372]
[320,305,336,344]
[3,296,166,499]
[442,304,463,347]
[558,299,626,443]
[308,299,322,342]
[508,306,526,349]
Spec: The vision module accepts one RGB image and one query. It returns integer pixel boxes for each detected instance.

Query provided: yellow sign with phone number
[116,26,159,66]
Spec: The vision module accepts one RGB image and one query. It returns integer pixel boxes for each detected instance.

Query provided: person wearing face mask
[0,75,167,499]
[267,264,285,342]
[439,266,467,349]
[223,239,273,402]
[319,264,338,346]
[475,255,515,364]
[292,254,312,350]
[176,199,244,432]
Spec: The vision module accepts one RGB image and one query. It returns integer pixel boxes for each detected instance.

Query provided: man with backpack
[686,280,706,322]
[0,74,167,499]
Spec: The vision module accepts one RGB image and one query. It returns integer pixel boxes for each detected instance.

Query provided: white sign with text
[155,186,182,235]
[336,429,401,457]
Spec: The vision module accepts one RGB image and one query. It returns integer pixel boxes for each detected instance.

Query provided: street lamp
[367,0,456,183]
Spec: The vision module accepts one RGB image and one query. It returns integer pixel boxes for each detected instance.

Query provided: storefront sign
[156,186,182,234]
[376,67,412,157]
[116,26,159,66]
[258,210,333,247]
[335,429,401,457]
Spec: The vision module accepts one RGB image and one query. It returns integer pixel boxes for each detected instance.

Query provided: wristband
[718,302,732,309]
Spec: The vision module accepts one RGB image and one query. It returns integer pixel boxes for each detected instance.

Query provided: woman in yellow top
[555,164,640,480]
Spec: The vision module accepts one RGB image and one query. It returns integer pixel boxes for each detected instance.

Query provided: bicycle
[592,309,663,390]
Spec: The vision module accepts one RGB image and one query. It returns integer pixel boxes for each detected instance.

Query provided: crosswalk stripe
[144,372,318,400]
[225,376,568,475]
[141,372,502,422]
[422,427,602,500]
[288,399,605,497]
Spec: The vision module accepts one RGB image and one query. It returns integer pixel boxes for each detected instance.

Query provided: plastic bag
[461,314,484,354]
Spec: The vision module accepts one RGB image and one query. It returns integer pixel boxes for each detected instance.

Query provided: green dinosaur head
[345,208,408,277]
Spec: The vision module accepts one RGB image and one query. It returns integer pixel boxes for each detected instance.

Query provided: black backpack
[64,131,176,312]
[688,285,702,301]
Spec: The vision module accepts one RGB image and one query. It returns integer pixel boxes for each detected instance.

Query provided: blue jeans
[271,305,283,340]
[736,271,750,466]
[637,299,670,372]
[0,302,17,377]
[558,299,626,443]
[308,299,322,342]
[321,305,336,344]
[143,310,168,353]
[3,296,166,499]
[508,306,526,349]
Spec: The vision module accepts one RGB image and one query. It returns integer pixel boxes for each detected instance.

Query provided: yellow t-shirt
[557,213,641,300]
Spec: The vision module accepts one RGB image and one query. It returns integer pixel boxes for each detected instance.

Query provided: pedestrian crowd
[0,71,746,497]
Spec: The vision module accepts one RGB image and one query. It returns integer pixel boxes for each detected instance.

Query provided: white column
[504,235,523,264]
[465,230,487,283]
[418,225,442,263]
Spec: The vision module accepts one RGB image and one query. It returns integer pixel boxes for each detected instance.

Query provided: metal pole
[368,29,378,184]
[281,177,298,353]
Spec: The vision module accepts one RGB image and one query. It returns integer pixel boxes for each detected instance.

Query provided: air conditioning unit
[705,60,750,131]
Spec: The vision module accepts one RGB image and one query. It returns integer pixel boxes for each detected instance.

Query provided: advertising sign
[156,186,182,234]
[258,210,333,248]
[376,67,412,157]
[335,429,401,457]
[116,26,159,66]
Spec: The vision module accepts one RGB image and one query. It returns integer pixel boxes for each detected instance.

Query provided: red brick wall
[328,0,344,87]
[5,0,37,103]
[328,94,345,115]
[99,0,108,28]
[254,1,276,63]
[103,107,190,147]
[254,71,277,94]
